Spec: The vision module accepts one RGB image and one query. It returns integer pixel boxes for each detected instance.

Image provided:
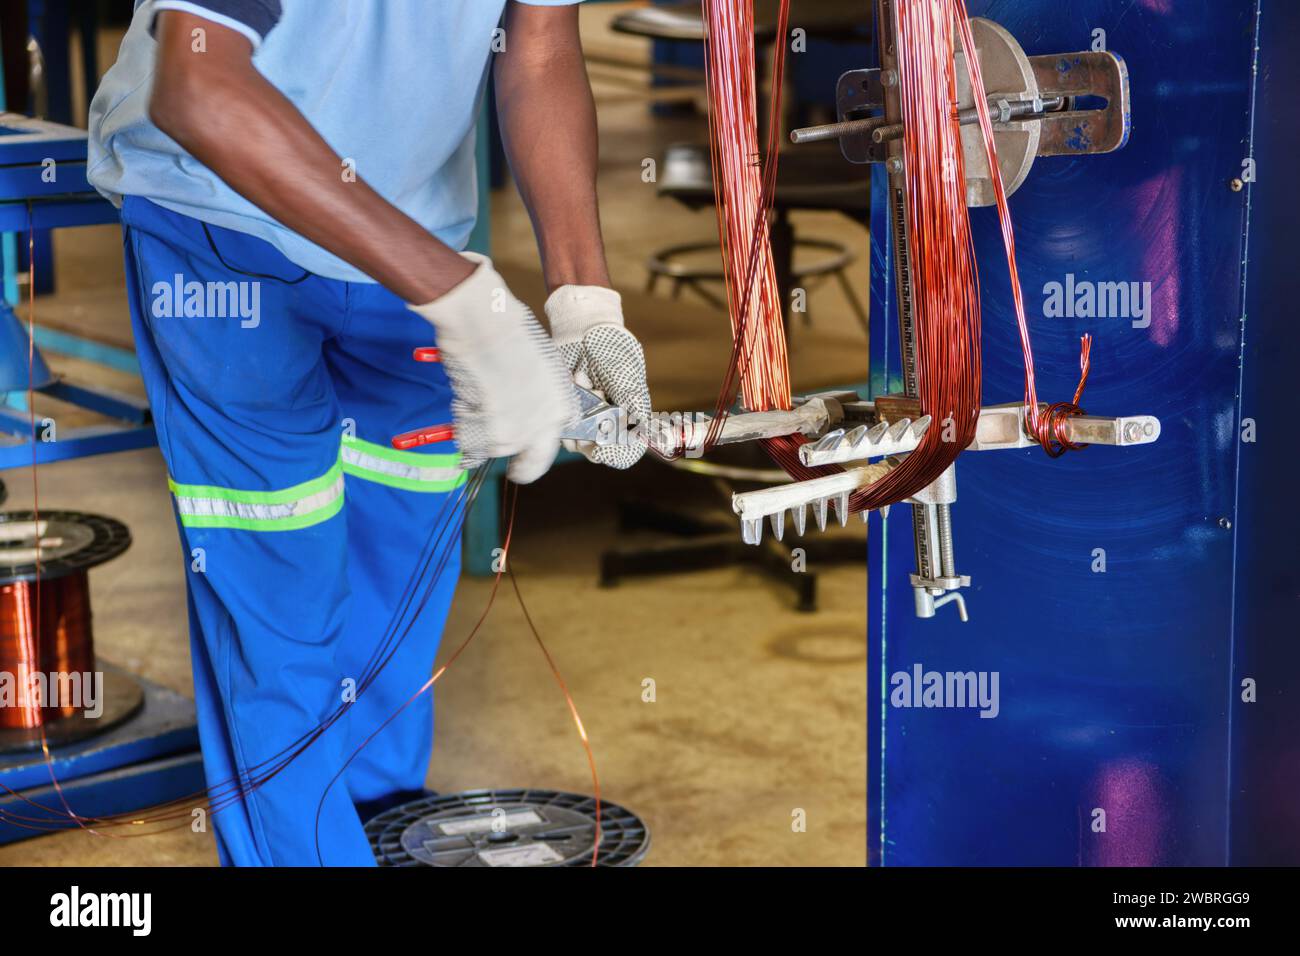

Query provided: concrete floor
[0,6,868,866]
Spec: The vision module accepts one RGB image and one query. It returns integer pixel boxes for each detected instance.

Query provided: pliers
[391,346,625,452]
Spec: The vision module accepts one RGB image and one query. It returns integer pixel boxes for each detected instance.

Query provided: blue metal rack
[0,113,157,470]
[0,107,193,843]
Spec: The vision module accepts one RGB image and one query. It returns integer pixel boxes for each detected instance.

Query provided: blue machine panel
[868,0,1289,865]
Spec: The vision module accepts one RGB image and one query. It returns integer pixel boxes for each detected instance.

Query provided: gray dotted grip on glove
[558,325,652,470]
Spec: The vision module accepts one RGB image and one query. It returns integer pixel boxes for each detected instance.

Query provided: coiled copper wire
[705,0,982,510]
[0,573,95,729]
[701,0,1091,498]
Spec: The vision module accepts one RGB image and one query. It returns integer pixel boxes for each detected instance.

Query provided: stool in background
[645,142,869,336]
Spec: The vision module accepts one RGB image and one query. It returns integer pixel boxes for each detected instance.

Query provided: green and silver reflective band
[340,437,466,493]
[168,462,345,531]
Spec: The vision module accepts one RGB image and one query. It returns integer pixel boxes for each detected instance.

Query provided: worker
[86,0,650,865]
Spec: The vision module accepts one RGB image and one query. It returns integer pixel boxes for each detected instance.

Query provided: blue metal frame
[868,0,1290,865]
[1226,0,1298,867]
[0,114,158,471]
[0,676,202,846]
[0,302,157,470]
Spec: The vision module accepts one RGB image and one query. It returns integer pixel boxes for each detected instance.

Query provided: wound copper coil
[0,511,131,739]
[0,573,96,728]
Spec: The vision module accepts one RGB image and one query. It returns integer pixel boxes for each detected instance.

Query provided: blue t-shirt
[88,0,579,282]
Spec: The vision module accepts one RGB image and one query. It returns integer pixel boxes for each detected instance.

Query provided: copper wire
[709,0,981,511]
[700,0,1092,506]
[0,574,96,728]
[701,0,793,426]
[952,0,1093,455]
[9,169,602,863]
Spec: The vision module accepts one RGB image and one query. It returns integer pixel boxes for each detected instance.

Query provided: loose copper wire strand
[18,202,95,833]
[0,467,485,833]
[9,202,604,856]
[952,0,1093,455]
[6,251,602,842]
[311,483,603,867]
[4,464,468,833]
[3,459,601,866]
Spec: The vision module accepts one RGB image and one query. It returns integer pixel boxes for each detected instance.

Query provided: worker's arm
[148,10,473,302]
[493,2,611,292]
[149,9,578,483]
[493,3,651,469]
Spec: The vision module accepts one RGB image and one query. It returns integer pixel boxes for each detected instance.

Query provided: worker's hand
[545,286,652,469]
[408,254,576,484]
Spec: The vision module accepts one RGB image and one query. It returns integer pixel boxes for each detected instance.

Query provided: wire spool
[365,788,651,867]
[0,511,143,753]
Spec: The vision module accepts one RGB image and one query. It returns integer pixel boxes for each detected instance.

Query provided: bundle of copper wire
[701,0,793,428]
[703,0,980,506]
[702,0,1091,500]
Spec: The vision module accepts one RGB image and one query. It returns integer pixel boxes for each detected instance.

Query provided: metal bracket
[790,20,1133,208]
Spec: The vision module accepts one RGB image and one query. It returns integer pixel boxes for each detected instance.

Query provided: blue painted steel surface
[0,421,158,469]
[0,678,198,793]
[0,674,201,844]
[0,114,93,165]
[0,115,116,231]
[868,0,1283,865]
[0,303,55,390]
[0,754,206,845]
[1226,0,1299,867]
[30,324,142,376]
[0,162,96,200]
[0,200,119,233]
[0,116,152,469]
[0,303,157,468]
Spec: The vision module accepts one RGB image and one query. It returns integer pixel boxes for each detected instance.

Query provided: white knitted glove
[407,254,576,484]
[544,285,651,469]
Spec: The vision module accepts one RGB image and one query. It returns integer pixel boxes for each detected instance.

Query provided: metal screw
[1229,178,1244,192]
[887,156,904,175]
[1218,517,1233,530]
[881,69,898,88]
[935,503,956,579]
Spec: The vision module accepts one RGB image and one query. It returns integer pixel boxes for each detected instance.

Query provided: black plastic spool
[0,511,131,584]
[365,788,650,867]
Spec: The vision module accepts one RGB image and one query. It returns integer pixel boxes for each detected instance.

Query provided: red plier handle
[392,422,454,450]
[392,347,453,450]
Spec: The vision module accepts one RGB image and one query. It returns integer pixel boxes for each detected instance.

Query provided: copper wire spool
[0,511,141,752]
[0,573,95,728]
